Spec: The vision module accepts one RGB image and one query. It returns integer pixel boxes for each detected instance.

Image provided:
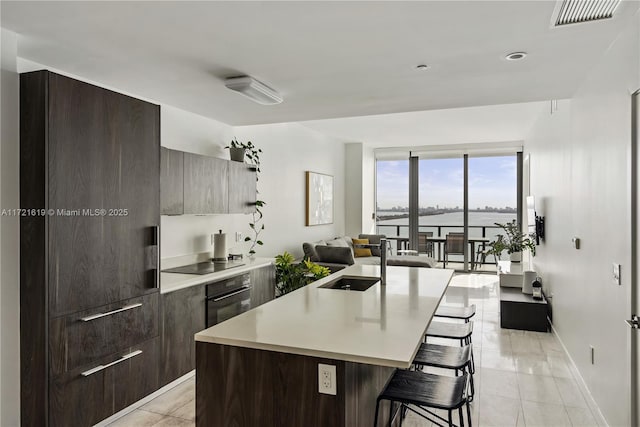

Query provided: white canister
[522,270,536,295]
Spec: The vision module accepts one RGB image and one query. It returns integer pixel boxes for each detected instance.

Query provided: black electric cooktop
[163,261,245,275]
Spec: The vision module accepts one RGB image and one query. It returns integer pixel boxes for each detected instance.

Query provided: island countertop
[195,264,453,368]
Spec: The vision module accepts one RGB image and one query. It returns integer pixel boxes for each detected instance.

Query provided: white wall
[235,123,346,257]
[1,28,20,427]
[525,14,639,427]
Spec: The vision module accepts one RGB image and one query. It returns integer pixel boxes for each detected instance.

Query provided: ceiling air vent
[555,0,621,26]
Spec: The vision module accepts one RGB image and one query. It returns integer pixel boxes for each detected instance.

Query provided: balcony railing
[376,223,502,268]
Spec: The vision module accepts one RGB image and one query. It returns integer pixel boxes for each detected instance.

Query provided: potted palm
[489,220,536,262]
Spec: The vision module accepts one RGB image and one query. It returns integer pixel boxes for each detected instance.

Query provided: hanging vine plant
[227,138,265,256]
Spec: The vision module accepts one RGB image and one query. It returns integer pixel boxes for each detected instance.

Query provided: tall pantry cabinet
[20,70,161,426]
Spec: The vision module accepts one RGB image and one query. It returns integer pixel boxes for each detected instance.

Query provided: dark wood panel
[344,361,397,427]
[196,343,345,427]
[160,285,206,386]
[160,147,184,215]
[250,264,275,308]
[46,72,159,317]
[184,152,228,214]
[49,292,159,377]
[49,337,159,427]
[228,161,257,214]
[20,70,49,427]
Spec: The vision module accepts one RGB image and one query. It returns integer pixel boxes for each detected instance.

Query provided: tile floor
[108,273,600,427]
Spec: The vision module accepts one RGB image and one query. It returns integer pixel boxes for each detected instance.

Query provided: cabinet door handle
[79,303,142,322]
[152,225,160,288]
[81,350,143,377]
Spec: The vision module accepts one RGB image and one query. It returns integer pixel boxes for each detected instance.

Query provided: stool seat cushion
[435,304,476,320]
[413,343,472,370]
[426,321,473,340]
[380,370,467,410]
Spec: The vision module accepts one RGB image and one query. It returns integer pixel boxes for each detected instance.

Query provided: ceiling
[1,1,638,126]
[301,101,547,148]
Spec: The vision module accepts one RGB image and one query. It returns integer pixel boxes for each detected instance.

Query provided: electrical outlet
[613,263,621,286]
[235,232,242,242]
[318,363,336,395]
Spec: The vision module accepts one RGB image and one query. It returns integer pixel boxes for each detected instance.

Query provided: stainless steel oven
[206,273,252,327]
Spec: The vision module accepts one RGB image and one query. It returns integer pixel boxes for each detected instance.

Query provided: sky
[376,156,517,210]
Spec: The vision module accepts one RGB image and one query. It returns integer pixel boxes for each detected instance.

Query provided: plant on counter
[226,138,265,257]
[488,220,536,259]
[275,252,330,297]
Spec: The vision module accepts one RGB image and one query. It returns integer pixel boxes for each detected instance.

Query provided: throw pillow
[352,238,372,257]
[315,245,355,265]
[326,237,349,248]
[358,234,386,256]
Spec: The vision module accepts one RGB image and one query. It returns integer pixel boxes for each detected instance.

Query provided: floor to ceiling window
[376,150,521,272]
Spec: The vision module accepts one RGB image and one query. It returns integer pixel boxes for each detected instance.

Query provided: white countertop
[160,257,274,294]
[195,265,453,368]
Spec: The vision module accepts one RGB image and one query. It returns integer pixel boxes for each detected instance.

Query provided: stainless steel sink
[319,276,380,291]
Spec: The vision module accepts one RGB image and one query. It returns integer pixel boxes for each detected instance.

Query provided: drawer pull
[79,303,143,322]
[81,350,143,377]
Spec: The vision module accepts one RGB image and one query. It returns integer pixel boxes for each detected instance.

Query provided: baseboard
[93,370,195,427]
[550,323,609,427]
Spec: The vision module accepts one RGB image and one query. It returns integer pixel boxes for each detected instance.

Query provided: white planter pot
[509,251,522,263]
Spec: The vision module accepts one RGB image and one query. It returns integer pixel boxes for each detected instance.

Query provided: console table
[500,287,549,332]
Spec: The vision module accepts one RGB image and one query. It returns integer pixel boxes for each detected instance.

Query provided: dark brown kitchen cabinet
[229,161,257,214]
[159,285,206,386]
[49,337,159,427]
[184,152,228,214]
[20,70,160,427]
[250,264,276,308]
[160,147,184,215]
[160,149,257,215]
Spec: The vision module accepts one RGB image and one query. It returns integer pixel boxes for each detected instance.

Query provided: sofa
[302,234,436,273]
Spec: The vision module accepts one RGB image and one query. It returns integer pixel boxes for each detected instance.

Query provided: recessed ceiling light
[505,52,527,61]
[415,64,429,71]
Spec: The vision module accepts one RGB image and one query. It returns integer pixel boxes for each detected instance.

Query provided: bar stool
[426,321,475,374]
[412,343,475,401]
[373,369,471,427]
[434,304,476,323]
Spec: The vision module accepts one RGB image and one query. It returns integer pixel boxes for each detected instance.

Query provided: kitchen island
[195,264,453,427]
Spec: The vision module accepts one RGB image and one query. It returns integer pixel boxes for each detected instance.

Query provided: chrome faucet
[380,238,387,285]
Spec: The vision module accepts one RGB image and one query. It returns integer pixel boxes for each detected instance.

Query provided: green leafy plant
[226,138,262,174]
[227,138,265,256]
[489,220,536,258]
[275,252,330,296]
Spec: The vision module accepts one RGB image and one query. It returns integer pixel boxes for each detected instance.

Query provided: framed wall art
[305,171,333,226]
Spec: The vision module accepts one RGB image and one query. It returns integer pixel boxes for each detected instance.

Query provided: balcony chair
[444,233,465,268]
[417,231,434,257]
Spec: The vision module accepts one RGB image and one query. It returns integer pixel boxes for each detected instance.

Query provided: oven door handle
[208,285,251,302]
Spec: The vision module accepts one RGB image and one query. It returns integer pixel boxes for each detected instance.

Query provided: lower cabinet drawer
[49,336,159,427]
[49,292,159,377]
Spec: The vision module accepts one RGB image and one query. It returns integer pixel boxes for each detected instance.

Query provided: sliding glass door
[376,150,520,272]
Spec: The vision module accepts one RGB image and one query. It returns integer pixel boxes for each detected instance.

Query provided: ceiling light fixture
[505,52,527,61]
[555,0,621,26]
[224,76,283,105]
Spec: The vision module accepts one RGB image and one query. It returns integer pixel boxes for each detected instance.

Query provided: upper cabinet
[184,152,228,214]
[160,148,256,215]
[228,161,258,214]
[160,148,184,215]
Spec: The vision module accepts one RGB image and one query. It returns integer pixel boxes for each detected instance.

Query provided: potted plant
[275,252,330,297]
[489,220,536,262]
[226,138,261,163]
